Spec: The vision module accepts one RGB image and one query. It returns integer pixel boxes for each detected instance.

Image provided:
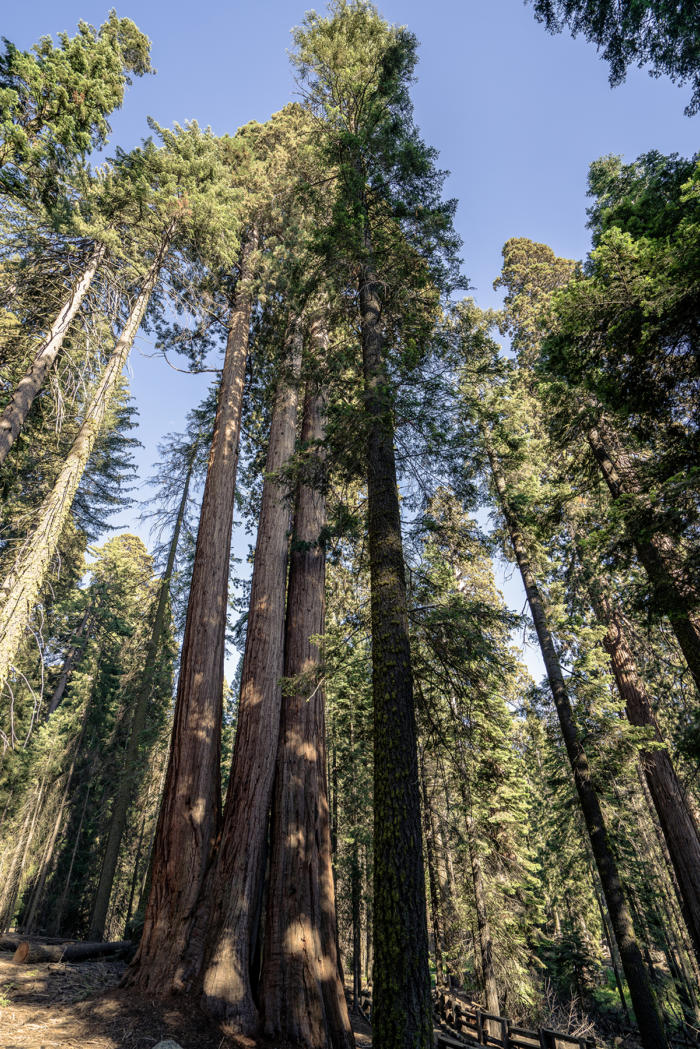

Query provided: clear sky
[5,1,698,679]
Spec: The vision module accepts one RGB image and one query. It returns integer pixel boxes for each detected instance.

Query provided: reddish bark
[195,322,302,1031]
[127,235,255,993]
[587,422,700,693]
[600,594,700,966]
[261,369,353,1049]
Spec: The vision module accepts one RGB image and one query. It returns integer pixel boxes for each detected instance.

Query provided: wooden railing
[355,985,698,1049]
[434,989,596,1049]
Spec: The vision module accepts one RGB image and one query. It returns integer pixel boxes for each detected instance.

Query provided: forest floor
[0,953,374,1049]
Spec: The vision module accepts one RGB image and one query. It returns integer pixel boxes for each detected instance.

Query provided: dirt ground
[0,954,373,1049]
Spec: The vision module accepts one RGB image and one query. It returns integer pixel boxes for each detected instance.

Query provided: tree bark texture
[360,257,432,1049]
[89,447,195,941]
[587,423,700,693]
[195,320,302,1030]
[0,243,106,465]
[0,227,171,705]
[485,434,669,1049]
[127,234,255,994]
[596,589,700,968]
[261,374,354,1049]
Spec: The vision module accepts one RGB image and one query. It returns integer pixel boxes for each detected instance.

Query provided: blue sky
[5,1,698,678]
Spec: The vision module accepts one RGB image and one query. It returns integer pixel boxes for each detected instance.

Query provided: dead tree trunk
[0,243,106,465]
[0,226,172,703]
[13,939,134,964]
[127,233,255,993]
[195,321,302,1031]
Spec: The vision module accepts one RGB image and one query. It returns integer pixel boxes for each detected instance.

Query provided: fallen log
[12,939,135,964]
[1,934,74,951]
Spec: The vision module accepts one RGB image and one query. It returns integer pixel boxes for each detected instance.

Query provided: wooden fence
[434,989,596,1049]
[356,986,698,1049]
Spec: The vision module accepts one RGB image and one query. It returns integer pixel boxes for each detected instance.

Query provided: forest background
[1,2,699,1048]
[4,0,696,684]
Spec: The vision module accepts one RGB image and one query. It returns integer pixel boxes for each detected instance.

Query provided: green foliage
[0,12,152,209]
[528,0,700,115]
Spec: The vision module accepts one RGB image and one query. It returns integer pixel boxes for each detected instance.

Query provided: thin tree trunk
[0,791,35,931]
[436,769,462,988]
[24,697,90,932]
[127,232,255,994]
[462,794,499,1021]
[0,775,46,931]
[0,228,171,702]
[89,445,195,940]
[132,751,169,927]
[364,844,373,987]
[589,860,631,1023]
[638,770,700,991]
[352,837,363,1011]
[593,587,700,967]
[195,320,302,1030]
[0,243,106,465]
[124,816,146,936]
[587,422,700,693]
[261,375,353,1049]
[485,433,668,1049]
[420,753,444,986]
[47,607,91,717]
[51,780,90,936]
[359,248,432,1049]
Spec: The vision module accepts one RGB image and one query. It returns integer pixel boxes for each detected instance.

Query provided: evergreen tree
[291,6,462,1044]
[527,0,700,115]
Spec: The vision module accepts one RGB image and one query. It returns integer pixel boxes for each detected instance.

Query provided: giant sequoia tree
[1,6,699,1048]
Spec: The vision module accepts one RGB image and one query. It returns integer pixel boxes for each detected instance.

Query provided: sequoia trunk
[261,373,353,1049]
[196,321,302,1030]
[127,233,255,992]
